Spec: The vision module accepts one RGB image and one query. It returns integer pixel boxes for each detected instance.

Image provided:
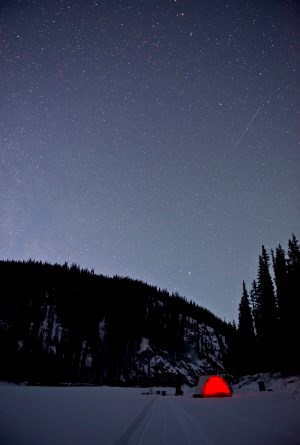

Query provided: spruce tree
[250,280,260,338]
[286,234,300,371]
[222,321,239,376]
[272,245,289,368]
[288,234,300,271]
[272,245,288,325]
[255,246,279,371]
[237,281,257,374]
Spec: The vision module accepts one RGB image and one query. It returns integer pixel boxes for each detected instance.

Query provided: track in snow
[114,395,211,445]
[114,394,300,445]
[1,385,300,445]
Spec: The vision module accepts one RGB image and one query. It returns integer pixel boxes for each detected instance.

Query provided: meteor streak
[233,104,262,149]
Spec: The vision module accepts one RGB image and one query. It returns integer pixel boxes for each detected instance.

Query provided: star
[0,0,298,322]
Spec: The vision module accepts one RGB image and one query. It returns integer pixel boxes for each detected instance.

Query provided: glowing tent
[193,375,232,398]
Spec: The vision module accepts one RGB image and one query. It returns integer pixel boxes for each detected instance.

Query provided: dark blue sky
[1,0,299,320]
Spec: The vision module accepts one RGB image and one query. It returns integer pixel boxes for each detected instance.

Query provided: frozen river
[0,384,300,444]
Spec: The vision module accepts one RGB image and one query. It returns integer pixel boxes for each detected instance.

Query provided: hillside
[0,260,232,386]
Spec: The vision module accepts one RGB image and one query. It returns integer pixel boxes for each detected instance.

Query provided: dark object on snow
[175,384,183,396]
[162,390,166,396]
[156,390,161,395]
[258,381,266,391]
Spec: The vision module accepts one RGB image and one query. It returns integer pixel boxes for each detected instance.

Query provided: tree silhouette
[237,281,257,374]
[254,246,279,370]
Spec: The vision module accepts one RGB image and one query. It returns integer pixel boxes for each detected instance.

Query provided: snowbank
[233,372,300,394]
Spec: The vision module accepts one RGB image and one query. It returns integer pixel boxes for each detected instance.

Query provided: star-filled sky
[1,0,299,321]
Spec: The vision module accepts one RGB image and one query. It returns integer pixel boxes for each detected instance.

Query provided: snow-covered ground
[232,372,300,394]
[0,377,300,445]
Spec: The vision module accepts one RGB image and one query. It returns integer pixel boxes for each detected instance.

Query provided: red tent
[193,375,232,398]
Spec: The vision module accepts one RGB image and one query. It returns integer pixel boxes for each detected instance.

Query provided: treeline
[0,259,229,385]
[235,234,300,376]
[2,234,297,383]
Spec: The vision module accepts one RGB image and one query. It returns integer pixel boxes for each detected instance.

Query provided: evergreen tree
[237,281,257,374]
[272,245,289,368]
[286,234,300,371]
[255,246,279,371]
[272,245,288,325]
[288,233,300,271]
[222,321,239,376]
[250,280,260,338]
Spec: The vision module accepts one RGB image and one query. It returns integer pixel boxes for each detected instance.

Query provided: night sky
[1,0,299,321]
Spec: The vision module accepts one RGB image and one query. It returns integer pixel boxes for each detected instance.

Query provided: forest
[235,233,300,376]
[0,258,229,385]
[0,234,299,384]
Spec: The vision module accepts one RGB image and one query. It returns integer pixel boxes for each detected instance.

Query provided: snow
[0,379,300,445]
[139,337,151,353]
[233,372,300,394]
